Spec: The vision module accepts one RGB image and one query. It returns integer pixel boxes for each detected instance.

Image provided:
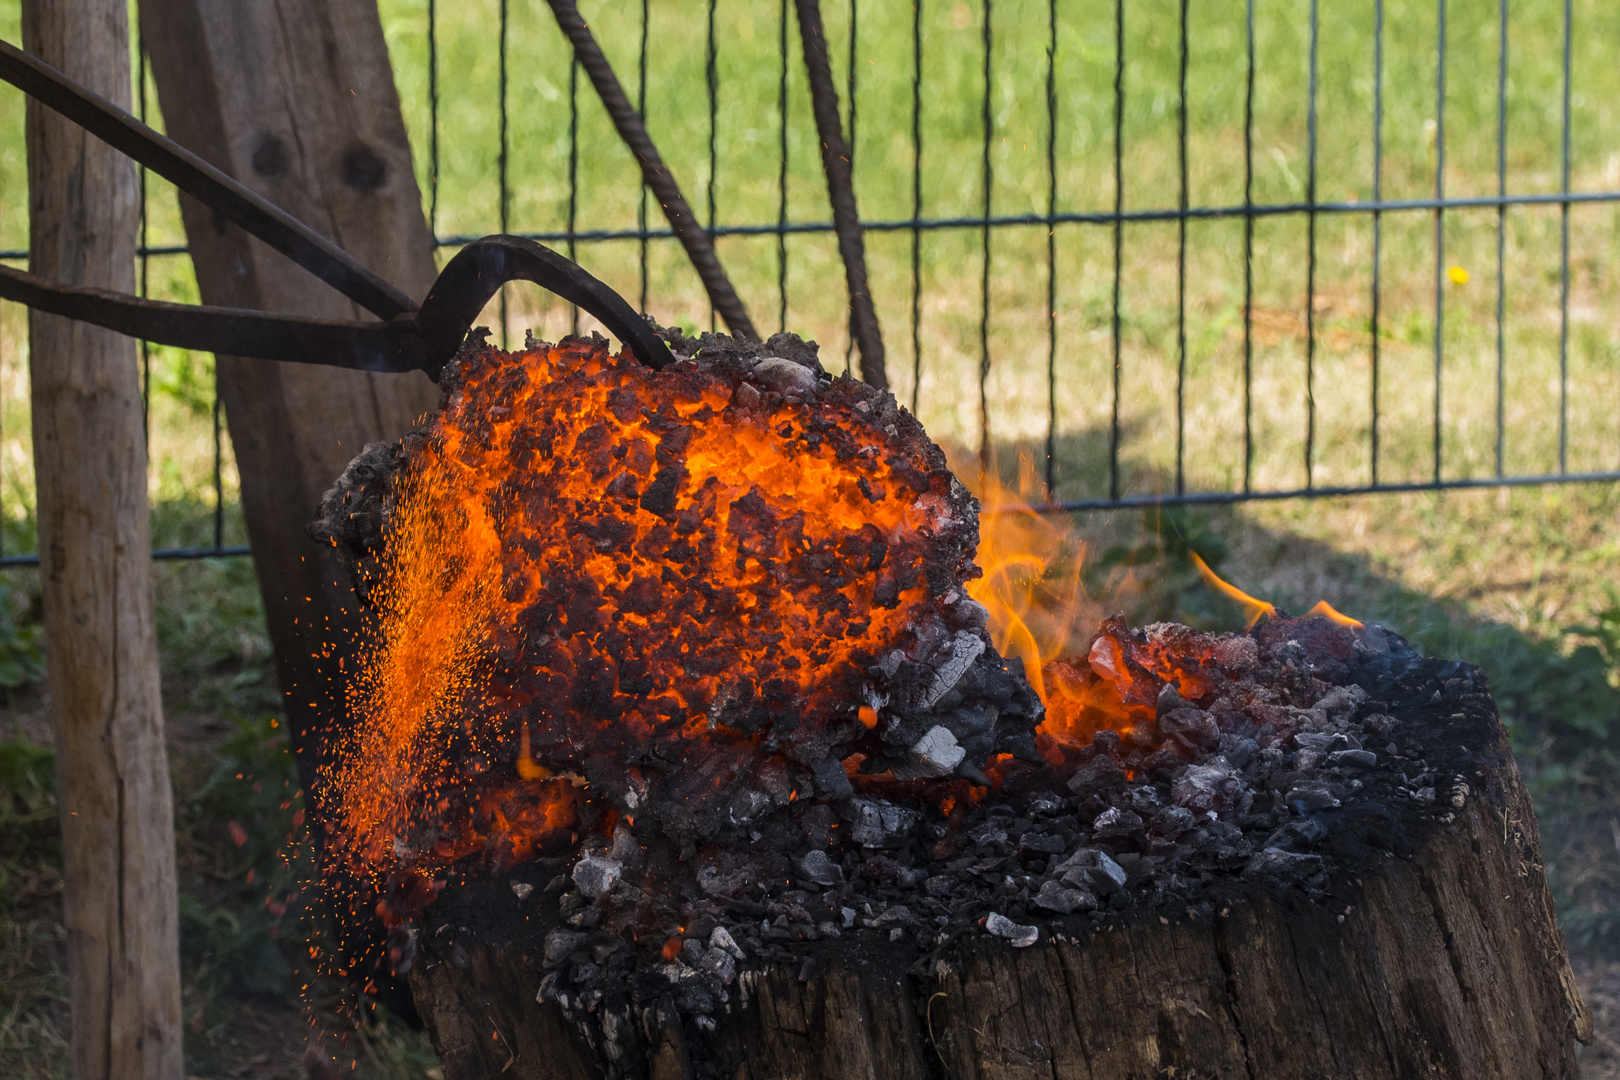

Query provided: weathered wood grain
[23,0,183,1075]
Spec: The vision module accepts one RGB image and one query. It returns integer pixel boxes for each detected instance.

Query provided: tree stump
[407,655,1591,1079]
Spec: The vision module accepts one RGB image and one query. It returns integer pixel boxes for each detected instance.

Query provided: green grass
[3,0,1620,1073]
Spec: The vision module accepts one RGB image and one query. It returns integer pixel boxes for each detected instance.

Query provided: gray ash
[412,612,1501,1076]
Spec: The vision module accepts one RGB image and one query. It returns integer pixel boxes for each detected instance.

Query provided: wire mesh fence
[1,0,1619,566]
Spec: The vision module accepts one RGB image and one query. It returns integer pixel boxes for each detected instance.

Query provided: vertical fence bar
[639,0,650,314]
[429,0,439,240]
[1304,0,1319,489]
[498,0,510,348]
[1174,0,1188,496]
[1431,0,1447,485]
[1045,0,1058,497]
[1370,0,1384,486]
[1495,0,1508,477]
[136,31,150,442]
[707,0,719,333]
[978,0,993,470]
[1241,0,1255,494]
[779,0,790,333]
[1558,0,1571,474]
[910,0,923,415]
[846,0,860,372]
[568,55,580,336]
[1109,0,1124,501]
[212,387,223,550]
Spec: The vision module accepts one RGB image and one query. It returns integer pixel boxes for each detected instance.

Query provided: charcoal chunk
[1035,880,1097,914]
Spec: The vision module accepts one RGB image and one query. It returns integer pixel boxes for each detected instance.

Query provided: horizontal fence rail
[1,0,1617,567]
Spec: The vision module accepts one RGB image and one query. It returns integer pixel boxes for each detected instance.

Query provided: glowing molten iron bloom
[324,336,1000,884]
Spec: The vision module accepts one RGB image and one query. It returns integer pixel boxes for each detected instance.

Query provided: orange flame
[959,452,1089,710]
[1188,550,1276,627]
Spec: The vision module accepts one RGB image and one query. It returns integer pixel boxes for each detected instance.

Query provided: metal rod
[1175,0,1189,497]
[707,0,719,334]
[0,39,414,320]
[1371,0,1385,487]
[910,0,923,415]
[638,0,650,315]
[568,53,580,337]
[1045,0,1058,497]
[1558,0,1572,474]
[1109,0,1124,502]
[429,0,440,238]
[1432,0,1448,485]
[793,0,888,388]
[1018,469,1620,514]
[14,184,1617,267]
[1242,0,1255,494]
[978,0,993,468]
[1305,0,1320,489]
[779,0,791,333]
[499,0,510,348]
[543,0,760,341]
[1495,0,1508,477]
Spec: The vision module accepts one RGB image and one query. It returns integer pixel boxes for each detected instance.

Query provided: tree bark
[410,693,1590,1079]
[23,0,183,1076]
[137,0,441,797]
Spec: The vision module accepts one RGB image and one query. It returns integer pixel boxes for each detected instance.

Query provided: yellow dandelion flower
[1448,265,1470,286]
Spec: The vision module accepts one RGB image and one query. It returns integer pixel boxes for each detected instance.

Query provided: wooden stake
[22,0,183,1075]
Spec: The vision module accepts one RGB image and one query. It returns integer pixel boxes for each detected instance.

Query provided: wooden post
[22,0,183,1076]
[137,0,441,798]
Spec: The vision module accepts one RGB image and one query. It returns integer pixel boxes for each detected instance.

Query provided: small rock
[874,905,914,926]
[843,797,921,847]
[571,854,623,899]
[1284,785,1341,812]
[912,724,967,775]
[751,356,819,396]
[510,881,534,901]
[1327,749,1378,771]
[700,947,736,985]
[1035,880,1097,915]
[1415,786,1436,805]
[543,929,585,969]
[1450,782,1469,808]
[984,911,1039,947]
[1055,848,1127,895]
[709,926,746,960]
[796,849,844,887]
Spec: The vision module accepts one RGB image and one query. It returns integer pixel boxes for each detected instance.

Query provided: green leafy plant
[0,582,45,690]
[180,714,306,1004]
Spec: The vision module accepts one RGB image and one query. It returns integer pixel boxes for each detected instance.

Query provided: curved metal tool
[0,39,675,377]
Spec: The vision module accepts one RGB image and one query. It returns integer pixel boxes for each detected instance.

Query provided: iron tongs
[0,39,676,378]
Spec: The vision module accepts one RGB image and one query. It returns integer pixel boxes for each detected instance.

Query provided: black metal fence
[1,0,1618,567]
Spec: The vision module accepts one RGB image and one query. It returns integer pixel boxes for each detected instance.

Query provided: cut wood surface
[23,0,183,1076]
[410,671,1589,1079]
[139,0,441,795]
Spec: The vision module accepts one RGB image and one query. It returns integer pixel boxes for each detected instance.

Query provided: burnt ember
[310,326,1040,929]
[309,325,1565,1077]
[412,614,1517,1076]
